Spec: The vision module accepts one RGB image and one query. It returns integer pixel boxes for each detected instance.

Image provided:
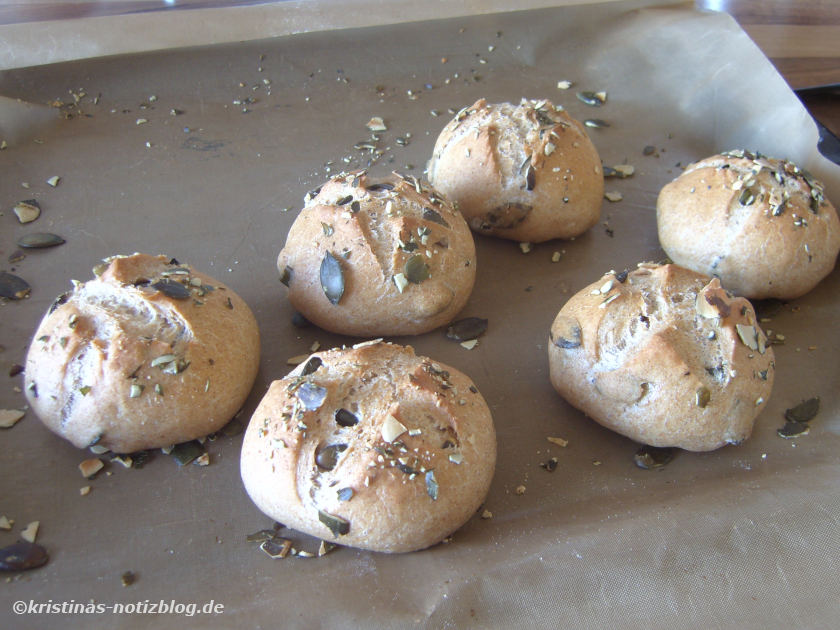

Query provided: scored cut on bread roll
[427,97,604,243]
[657,149,840,299]
[277,170,476,337]
[240,340,496,553]
[548,263,774,452]
[24,253,260,454]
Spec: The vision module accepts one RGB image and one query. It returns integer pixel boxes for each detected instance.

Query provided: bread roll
[277,171,476,336]
[657,149,840,299]
[548,263,774,451]
[427,98,604,242]
[24,253,260,453]
[240,341,496,553]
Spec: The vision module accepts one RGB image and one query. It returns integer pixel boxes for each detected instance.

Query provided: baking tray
[1,2,839,628]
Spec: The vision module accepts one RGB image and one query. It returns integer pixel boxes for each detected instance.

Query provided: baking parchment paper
[1,2,839,628]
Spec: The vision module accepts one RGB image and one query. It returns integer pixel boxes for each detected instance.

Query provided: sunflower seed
[381,414,407,443]
[584,119,610,128]
[576,91,603,106]
[17,232,65,249]
[695,386,711,408]
[320,252,344,304]
[0,541,49,571]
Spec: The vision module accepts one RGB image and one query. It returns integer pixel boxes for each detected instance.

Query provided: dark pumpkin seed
[280,266,293,287]
[404,255,429,284]
[246,529,279,543]
[297,382,327,411]
[446,317,488,341]
[291,311,310,328]
[0,541,49,571]
[315,443,347,471]
[784,397,819,423]
[422,207,450,228]
[169,440,205,466]
[130,450,151,468]
[320,252,344,305]
[365,182,394,192]
[643,145,657,156]
[425,470,439,500]
[318,510,350,536]
[17,232,65,249]
[634,445,675,469]
[777,420,809,439]
[335,408,359,427]
[48,291,70,314]
[301,356,323,376]
[152,279,191,300]
[0,272,31,300]
[337,487,354,501]
[584,118,610,128]
[739,188,756,206]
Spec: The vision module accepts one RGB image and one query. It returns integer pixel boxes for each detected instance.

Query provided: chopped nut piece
[286,354,310,365]
[13,200,41,224]
[551,251,563,263]
[20,521,39,543]
[366,116,387,132]
[604,191,623,202]
[547,436,569,447]
[194,452,210,466]
[514,485,526,495]
[381,414,407,443]
[46,176,60,187]
[480,510,493,519]
[79,458,104,478]
[0,515,12,530]
[557,80,572,90]
[121,571,136,586]
[460,339,479,350]
[79,486,91,496]
[519,242,533,254]
[0,409,25,429]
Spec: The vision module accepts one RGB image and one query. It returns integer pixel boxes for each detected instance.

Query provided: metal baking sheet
[2,2,839,628]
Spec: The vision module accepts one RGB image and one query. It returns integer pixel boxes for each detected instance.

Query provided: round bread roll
[277,171,476,336]
[427,97,604,242]
[24,253,260,454]
[548,263,775,452]
[657,149,840,299]
[240,341,496,553]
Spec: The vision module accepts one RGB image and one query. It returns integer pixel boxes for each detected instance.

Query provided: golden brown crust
[427,98,604,242]
[24,253,260,453]
[548,263,775,451]
[657,150,840,299]
[240,341,496,553]
[277,171,476,336]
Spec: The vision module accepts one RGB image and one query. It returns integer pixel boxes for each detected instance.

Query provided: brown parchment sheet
[2,2,839,628]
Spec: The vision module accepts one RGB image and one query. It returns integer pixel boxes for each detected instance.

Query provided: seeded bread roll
[657,149,840,299]
[277,171,476,336]
[548,263,774,452]
[240,341,496,553]
[427,98,604,242]
[24,253,260,454]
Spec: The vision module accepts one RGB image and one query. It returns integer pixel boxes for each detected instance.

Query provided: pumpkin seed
[0,541,49,571]
[784,397,819,423]
[446,317,488,341]
[739,187,756,206]
[0,272,31,299]
[13,199,41,223]
[297,382,327,411]
[169,441,205,466]
[404,255,429,284]
[152,279,191,300]
[246,529,279,543]
[337,487,354,501]
[17,232,65,249]
[320,252,344,305]
[335,408,359,427]
[318,510,350,536]
[425,470,439,500]
[777,420,809,439]
[301,356,322,376]
[634,445,675,469]
[260,538,292,558]
[315,443,347,471]
[422,207,450,227]
[279,266,293,286]
[584,119,610,128]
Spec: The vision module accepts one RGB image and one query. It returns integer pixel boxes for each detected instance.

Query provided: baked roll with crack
[277,171,476,336]
[548,263,774,452]
[657,149,840,299]
[24,253,260,453]
[240,341,496,553]
[427,98,603,242]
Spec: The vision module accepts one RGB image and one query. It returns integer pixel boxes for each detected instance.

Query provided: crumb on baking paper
[480,510,493,519]
[121,571,136,587]
[0,515,12,530]
[79,458,104,478]
[514,485,526,495]
[80,486,91,496]
[20,521,39,543]
[547,436,568,448]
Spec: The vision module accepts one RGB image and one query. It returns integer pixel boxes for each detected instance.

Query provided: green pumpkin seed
[17,232,65,249]
[404,255,429,284]
[634,445,675,469]
[0,272,31,300]
[297,382,327,411]
[301,356,323,376]
[337,487,354,501]
[245,529,278,543]
[315,443,347,471]
[318,510,350,536]
[446,317,488,341]
[152,279,191,300]
[422,207,450,228]
[784,397,819,423]
[320,252,344,305]
[169,440,205,466]
[425,470,439,500]
[739,187,756,206]
[335,408,359,427]
[777,420,809,439]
